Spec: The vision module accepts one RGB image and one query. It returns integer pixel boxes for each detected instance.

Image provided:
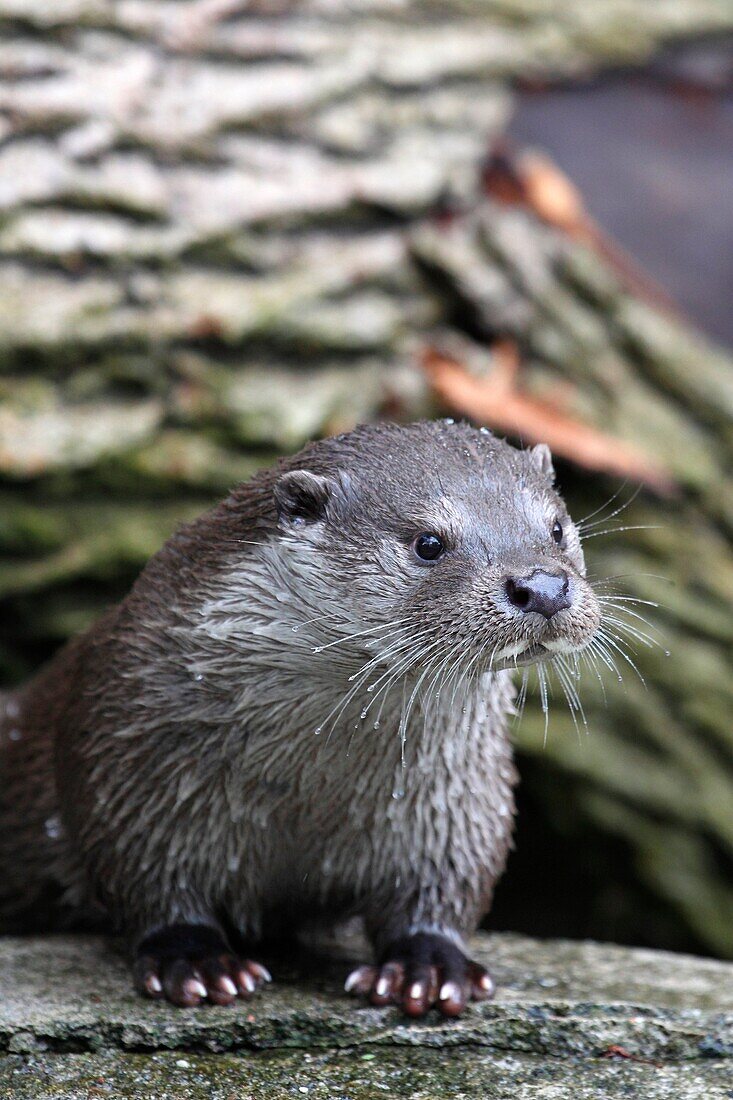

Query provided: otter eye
[413,533,444,562]
[551,519,564,545]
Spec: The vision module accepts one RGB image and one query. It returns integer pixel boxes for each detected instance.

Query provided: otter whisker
[372,665,403,730]
[538,662,550,748]
[461,648,485,692]
[219,538,269,546]
[448,648,471,709]
[586,635,621,679]
[595,628,646,685]
[554,656,582,710]
[445,638,482,711]
[374,655,421,751]
[514,667,530,726]
[601,614,659,650]
[347,633,426,708]
[433,645,482,738]
[346,631,447,754]
[356,651,424,741]
[578,643,608,704]
[553,663,582,743]
[555,656,589,737]
[317,632,417,741]
[423,637,466,723]
[313,618,410,653]
[598,599,662,630]
[580,524,663,541]
[432,641,479,739]
[354,635,433,717]
[421,643,460,740]
[591,572,670,587]
[575,483,641,530]
[397,639,453,763]
[426,645,456,704]
[596,594,660,610]
[290,609,343,632]
[346,630,417,682]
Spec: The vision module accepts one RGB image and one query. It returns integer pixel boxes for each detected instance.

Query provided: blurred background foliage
[0,0,732,957]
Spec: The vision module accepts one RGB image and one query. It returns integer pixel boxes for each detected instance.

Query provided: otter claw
[246,960,272,984]
[344,964,377,994]
[136,953,270,1007]
[345,932,494,1019]
[134,923,272,1008]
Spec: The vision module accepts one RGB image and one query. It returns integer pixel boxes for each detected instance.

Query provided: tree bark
[1,0,732,956]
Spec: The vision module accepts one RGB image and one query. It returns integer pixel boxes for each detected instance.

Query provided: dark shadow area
[486,761,709,958]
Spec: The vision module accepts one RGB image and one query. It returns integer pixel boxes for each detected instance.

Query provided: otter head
[274,421,601,684]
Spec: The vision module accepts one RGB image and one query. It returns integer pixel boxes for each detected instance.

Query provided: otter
[0,420,601,1017]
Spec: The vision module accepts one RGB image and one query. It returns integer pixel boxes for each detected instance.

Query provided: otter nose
[504,570,571,619]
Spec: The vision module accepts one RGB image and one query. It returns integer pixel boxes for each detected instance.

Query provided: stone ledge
[4,1049,733,1100]
[1,932,731,1098]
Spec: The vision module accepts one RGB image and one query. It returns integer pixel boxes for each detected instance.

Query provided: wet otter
[0,420,601,1017]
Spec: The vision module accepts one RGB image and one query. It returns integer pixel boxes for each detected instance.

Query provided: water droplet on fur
[314,726,322,736]
[291,625,299,632]
[664,650,671,657]
[366,683,376,692]
[392,788,404,800]
[617,675,623,682]
[443,418,454,425]
[44,815,63,839]
[314,646,323,653]
[373,721,380,730]
[479,426,490,435]
[360,709,368,719]
[193,673,204,683]
[227,854,241,872]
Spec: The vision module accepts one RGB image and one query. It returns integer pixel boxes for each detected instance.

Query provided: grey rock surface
[0,931,731,1097]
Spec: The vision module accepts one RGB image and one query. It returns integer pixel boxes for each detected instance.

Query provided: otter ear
[275,470,334,527]
[529,443,555,482]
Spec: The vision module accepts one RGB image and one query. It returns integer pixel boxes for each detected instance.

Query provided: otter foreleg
[133,923,271,1007]
[345,930,493,1017]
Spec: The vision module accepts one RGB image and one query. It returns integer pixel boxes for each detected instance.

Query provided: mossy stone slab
[0,931,731,1096]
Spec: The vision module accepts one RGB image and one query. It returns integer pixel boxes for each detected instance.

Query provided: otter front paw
[344,931,494,1018]
[133,923,271,1008]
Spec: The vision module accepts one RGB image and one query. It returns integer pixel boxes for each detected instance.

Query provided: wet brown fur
[0,421,599,976]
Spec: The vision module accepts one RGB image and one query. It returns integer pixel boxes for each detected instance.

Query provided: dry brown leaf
[517,152,587,235]
[422,341,674,493]
[483,146,679,316]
